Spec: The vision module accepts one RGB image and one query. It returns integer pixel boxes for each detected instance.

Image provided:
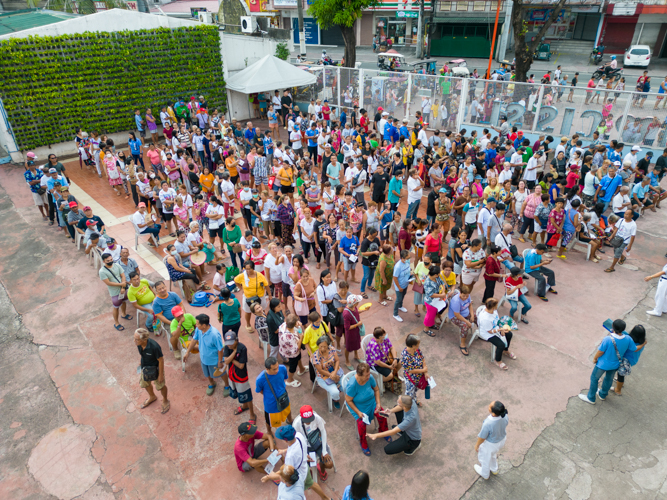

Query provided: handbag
[142,365,159,382]
[264,370,290,412]
[345,306,365,336]
[232,243,243,254]
[610,337,632,377]
[294,283,310,316]
[37,186,46,195]
[546,233,560,247]
[412,282,424,294]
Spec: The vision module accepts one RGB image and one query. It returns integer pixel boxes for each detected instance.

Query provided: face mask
[244,188,250,192]
[171,250,178,256]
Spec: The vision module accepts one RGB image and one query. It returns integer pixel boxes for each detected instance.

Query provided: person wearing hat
[77,206,106,240]
[342,294,366,370]
[45,167,68,226]
[222,329,257,422]
[134,327,169,414]
[168,305,196,359]
[24,155,48,220]
[275,424,330,500]
[66,201,84,241]
[491,115,509,139]
[292,405,334,481]
[234,422,275,473]
[624,145,641,172]
[85,232,108,255]
[183,313,224,396]
[132,202,161,246]
[594,165,623,212]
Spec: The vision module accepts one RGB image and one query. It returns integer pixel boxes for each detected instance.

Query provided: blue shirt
[478,414,509,444]
[548,184,560,204]
[342,485,373,500]
[624,345,644,366]
[262,136,274,155]
[563,208,577,232]
[393,259,411,291]
[24,169,43,193]
[193,326,223,366]
[345,374,377,420]
[255,365,288,413]
[599,174,622,202]
[448,292,471,319]
[485,148,497,166]
[129,138,142,155]
[388,177,403,203]
[380,210,395,230]
[399,126,409,140]
[306,129,318,147]
[649,170,661,188]
[632,183,650,199]
[608,150,621,164]
[152,292,182,321]
[339,235,359,257]
[340,111,347,128]
[524,250,542,272]
[46,175,69,192]
[244,128,256,144]
[135,114,143,131]
[383,124,395,142]
[597,334,637,371]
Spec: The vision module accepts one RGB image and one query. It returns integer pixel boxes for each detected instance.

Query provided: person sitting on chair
[311,335,343,410]
[524,243,557,301]
[292,404,335,482]
[365,327,402,393]
[366,395,422,456]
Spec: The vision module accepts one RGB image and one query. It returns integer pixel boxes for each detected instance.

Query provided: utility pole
[297,0,306,57]
[497,0,512,62]
[417,0,425,59]
[426,0,435,58]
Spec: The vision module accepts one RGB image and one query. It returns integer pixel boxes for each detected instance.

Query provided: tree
[275,42,290,61]
[308,0,379,68]
[511,0,567,82]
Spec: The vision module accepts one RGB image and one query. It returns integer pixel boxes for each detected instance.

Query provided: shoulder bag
[345,307,365,337]
[263,370,290,411]
[610,221,625,248]
[321,285,341,327]
[499,230,518,258]
[142,365,159,381]
[294,282,310,316]
[609,337,631,376]
[105,265,127,300]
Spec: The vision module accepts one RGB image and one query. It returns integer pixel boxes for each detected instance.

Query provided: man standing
[392,250,411,322]
[183,314,224,396]
[256,357,292,435]
[281,89,293,128]
[134,328,169,414]
[523,151,541,190]
[605,209,636,272]
[134,109,145,138]
[99,252,130,331]
[367,395,422,456]
[370,164,390,205]
[387,169,403,211]
[406,168,424,220]
[25,160,48,220]
[223,330,257,420]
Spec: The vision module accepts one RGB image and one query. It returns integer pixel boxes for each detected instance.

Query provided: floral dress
[374,253,394,293]
[173,204,189,231]
[278,323,301,360]
[547,208,564,235]
[365,338,392,368]
[349,209,363,234]
[277,202,296,246]
[195,201,209,237]
[401,347,425,400]
[104,156,123,186]
[323,224,338,255]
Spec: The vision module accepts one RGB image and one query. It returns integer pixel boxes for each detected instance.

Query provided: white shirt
[220,179,235,203]
[206,204,224,229]
[272,95,281,111]
[131,211,146,231]
[623,152,637,170]
[524,157,538,181]
[509,152,523,167]
[159,188,176,214]
[285,433,309,480]
[407,177,423,204]
[555,144,566,157]
[418,129,428,145]
[378,118,387,136]
[498,169,512,184]
[299,218,316,243]
[494,232,513,253]
[444,138,452,153]
[317,134,329,156]
[477,309,500,341]
[316,282,338,317]
[290,131,302,150]
[615,218,636,244]
[186,231,202,247]
[477,205,493,234]
[612,193,631,213]
[353,169,367,194]
[264,253,283,283]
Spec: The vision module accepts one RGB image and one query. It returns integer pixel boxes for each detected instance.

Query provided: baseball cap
[631,145,642,152]
[60,186,69,191]
[238,422,257,436]
[487,197,497,203]
[275,424,296,441]
[171,305,184,317]
[613,161,621,166]
[300,405,315,424]
[646,151,654,157]
[27,152,36,158]
[378,107,384,112]
[382,111,389,116]
[83,206,92,211]
[224,330,237,346]
[86,220,96,226]
[517,131,523,136]
[48,168,57,173]
[137,202,146,208]
[68,201,78,208]
[438,187,448,194]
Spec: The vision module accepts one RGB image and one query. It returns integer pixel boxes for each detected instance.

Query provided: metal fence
[293,65,667,150]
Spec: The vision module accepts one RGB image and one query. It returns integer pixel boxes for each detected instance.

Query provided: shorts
[461,272,481,285]
[139,129,146,138]
[304,466,314,490]
[282,282,293,298]
[201,363,220,378]
[614,242,627,259]
[241,293,269,313]
[342,255,357,271]
[231,175,239,186]
[280,185,294,194]
[111,294,127,308]
[32,192,46,206]
[209,226,223,239]
[287,353,302,373]
[229,378,253,403]
[374,365,392,377]
[255,175,268,186]
[163,212,174,222]
[241,442,266,472]
[139,371,165,391]
[453,263,462,275]
[534,219,544,233]
[265,403,291,428]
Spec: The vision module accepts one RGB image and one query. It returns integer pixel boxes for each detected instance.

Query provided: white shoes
[578,393,595,405]
[647,310,662,317]
[399,307,408,313]
[473,464,489,479]
[286,380,301,388]
[393,315,403,322]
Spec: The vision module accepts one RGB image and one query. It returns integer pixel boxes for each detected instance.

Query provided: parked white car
[624,45,651,67]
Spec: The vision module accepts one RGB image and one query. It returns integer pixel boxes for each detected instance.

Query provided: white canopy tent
[226,54,317,94]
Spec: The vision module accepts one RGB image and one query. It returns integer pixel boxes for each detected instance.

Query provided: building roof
[0,9,78,37]
[150,0,220,15]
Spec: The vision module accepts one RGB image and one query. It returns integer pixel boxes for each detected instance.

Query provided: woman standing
[217,288,242,337]
[199,166,215,197]
[401,334,428,405]
[422,266,447,338]
[342,294,366,371]
[482,245,507,304]
[546,197,565,250]
[374,245,395,306]
[477,298,516,370]
[474,401,509,479]
[277,195,296,247]
[518,185,543,244]
[278,314,307,387]
[145,108,159,146]
[332,281,351,352]
[223,216,244,269]
[128,132,144,168]
[103,152,124,197]
[323,213,339,271]
[294,267,317,325]
[173,196,189,232]
[317,270,338,329]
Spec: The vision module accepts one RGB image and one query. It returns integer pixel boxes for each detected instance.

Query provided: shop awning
[226,55,317,94]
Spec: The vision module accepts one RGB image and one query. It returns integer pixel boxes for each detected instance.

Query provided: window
[630,48,649,55]
[473,1,486,11]
[457,1,469,11]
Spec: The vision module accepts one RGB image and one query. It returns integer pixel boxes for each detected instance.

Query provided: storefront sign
[378,21,385,27]
[612,2,637,16]
[274,0,297,5]
[397,11,419,18]
[124,0,139,10]
[528,9,565,23]
[293,17,319,45]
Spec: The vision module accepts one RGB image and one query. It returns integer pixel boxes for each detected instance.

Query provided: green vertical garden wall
[0,25,226,149]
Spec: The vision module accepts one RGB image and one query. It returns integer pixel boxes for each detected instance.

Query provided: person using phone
[366,395,422,456]
[524,244,557,301]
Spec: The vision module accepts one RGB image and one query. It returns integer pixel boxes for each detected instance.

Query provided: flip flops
[141,398,157,409]
[121,314,133,320]
[234,406,248,415]
[161,401,170,414]
[114,324,125,331]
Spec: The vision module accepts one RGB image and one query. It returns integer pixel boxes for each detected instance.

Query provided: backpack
[190,291,216,308]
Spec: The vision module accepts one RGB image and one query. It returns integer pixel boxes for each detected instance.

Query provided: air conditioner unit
[198,11,212,23]
[241,16,257,33]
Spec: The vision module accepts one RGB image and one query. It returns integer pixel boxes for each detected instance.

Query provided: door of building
[573,13,600,41]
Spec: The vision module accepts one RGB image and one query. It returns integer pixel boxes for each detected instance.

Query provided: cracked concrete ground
[1,156,667,500]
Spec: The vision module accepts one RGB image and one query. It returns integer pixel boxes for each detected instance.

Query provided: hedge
[0,25,227,149]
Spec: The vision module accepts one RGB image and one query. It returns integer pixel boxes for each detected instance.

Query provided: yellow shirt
[278,167,293,187]
[402,146,413,166]
[234,271,269,298]
[440,270,456,289]
[483,185,501,205]
[431,104,439,119]
[302,322,330,352]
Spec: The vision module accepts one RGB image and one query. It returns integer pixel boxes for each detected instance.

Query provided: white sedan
[624,45,651,67]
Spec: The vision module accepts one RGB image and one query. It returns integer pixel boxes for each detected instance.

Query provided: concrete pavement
[1,156,667,500]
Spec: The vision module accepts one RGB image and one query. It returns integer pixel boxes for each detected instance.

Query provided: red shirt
[424,233,442,254]
[360,116,369,134]
[398,228,412,251]
[543,74,551,82]
[565,171,580,189]
[505,275,523,296]
[484,256,501,281]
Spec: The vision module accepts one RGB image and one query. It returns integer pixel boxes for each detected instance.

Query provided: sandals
[361,293,369,299]
[114,324,125,331]
[161,401,170,414]
[507,352,517,360]
[361,446,371,456]
[496,362,508,370]
[286,380,302,388]
[234,406,249,415]
[604,268,616,273]
[619,256,627,265]
[386,296,393,301]
[424,330,435,337]
[121,314,133,321]
[379,301,388,306]
[415,312,421,318]
[141,398,157,409]
[459,346,469,356]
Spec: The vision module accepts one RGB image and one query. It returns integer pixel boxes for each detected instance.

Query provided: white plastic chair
[497,278,522,323]
[573,236,592,260]
[522,247,548,295]
[311,371,344,416]
[342,371,377,435]
[75,231,84,250]
[467,305,497,361]
[360,335,384,396]
[134,226,158,250]
[89,246,103,271]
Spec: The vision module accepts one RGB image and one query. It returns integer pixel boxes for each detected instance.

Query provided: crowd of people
[23,85,665,496]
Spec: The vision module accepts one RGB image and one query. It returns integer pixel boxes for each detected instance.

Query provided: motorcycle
[590,45,605,65]
[592,63,622,80]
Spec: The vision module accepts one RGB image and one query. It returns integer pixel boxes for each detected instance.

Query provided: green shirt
[218,297,241,326]
[521,147,533,164]
[99,263,126,297]
[170,313,196,335]
[296,177,305,196]
[222,224,242,251]
[127,279,155,306]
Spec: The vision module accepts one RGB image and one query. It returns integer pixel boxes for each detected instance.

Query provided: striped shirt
[253,155,268,178]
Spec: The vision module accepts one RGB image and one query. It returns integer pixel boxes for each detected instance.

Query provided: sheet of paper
[430,298,448,312]
[361,413,370,425]
[428,376,436,388]
[267,450,281,466]
[308,452,317,464]
[348,254,358,263]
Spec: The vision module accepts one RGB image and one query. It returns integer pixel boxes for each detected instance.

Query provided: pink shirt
[146,149,161,166]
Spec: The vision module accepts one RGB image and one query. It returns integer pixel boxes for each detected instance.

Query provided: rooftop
[0,9,78,37]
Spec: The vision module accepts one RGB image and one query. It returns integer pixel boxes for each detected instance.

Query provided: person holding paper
[339,225,360,284]
[234,422,275,473]
[344,363,388,456]
[292,405,335,482]
[261,464,306,500]
[477,298,516,370]
[422,266,448,338]
[367,395,422,456]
